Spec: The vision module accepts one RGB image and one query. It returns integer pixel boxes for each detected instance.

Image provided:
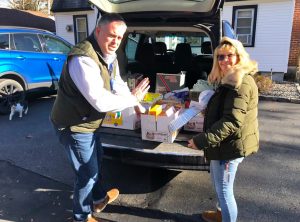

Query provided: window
[232,5,257,47]
[0,34,9,49]
[73,15,88,44]
[41,34,71,54]
[125,33,141,61]
[187,36,210,55]
[156,35,210,55]
[13,33,42,52]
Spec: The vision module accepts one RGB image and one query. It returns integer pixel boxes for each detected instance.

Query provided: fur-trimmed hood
[221,64,257,89]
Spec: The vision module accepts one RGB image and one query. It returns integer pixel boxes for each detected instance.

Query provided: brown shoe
[201,209,222,222]
[93,188,119,213]
[73,214,102,222]
[86,215,102,222]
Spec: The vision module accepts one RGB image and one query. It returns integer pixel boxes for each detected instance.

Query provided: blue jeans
[54,127,107,221]
[210,157,244,222]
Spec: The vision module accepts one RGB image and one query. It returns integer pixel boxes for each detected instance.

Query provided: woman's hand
[132,78,150,102]
[187,139,198,150]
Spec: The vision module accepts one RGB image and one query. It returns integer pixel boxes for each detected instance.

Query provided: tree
[9,0,52,12]
[10,0,39,10]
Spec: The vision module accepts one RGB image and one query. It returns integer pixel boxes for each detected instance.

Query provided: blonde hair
[208,37,258,84]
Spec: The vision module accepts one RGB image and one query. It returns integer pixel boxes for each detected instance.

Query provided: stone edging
[259,83,300,104]
[259,95,300,104]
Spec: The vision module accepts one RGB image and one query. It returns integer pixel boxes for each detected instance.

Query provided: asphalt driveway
[0,97,299,222]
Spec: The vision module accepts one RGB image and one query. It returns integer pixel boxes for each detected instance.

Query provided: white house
[51,0,97,45]
[223,0,298,76]
[51,0,299,76]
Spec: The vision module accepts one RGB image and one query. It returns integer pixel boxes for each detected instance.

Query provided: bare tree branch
[9,0,52,12]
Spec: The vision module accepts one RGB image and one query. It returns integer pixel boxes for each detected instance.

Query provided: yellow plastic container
[149,104,162,116]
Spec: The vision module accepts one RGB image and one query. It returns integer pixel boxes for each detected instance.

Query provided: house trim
[73,14,89,44]
[232,4,258,47]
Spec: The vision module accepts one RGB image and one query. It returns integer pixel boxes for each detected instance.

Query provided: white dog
[9,101,28,120]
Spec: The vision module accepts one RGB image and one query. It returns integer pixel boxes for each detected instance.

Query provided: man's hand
[187,139,198,150]
[132,78,150,102]
[134,103,147,114]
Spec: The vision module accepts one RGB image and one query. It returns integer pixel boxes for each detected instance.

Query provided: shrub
[254,74,273,93]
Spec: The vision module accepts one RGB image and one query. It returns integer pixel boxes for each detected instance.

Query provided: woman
[188,37,259,222]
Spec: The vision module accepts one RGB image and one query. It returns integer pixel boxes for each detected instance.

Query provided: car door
[10,32,52,90]
[39,34,72,89]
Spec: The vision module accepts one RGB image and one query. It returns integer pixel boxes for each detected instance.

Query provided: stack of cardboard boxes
[102,71,207,143]
[102,92,162,130]
[141,101,184,143]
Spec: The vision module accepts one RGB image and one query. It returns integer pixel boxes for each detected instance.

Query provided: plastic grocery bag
[168,90,215,132]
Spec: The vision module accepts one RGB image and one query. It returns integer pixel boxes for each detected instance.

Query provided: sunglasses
[217,53,237,61]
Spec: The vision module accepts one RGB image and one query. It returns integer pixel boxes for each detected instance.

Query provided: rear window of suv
[125,32,212,62]
[155,35,211,55]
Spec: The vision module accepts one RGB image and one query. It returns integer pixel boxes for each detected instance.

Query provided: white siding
[224,0,294,73]
[53,9,97,45]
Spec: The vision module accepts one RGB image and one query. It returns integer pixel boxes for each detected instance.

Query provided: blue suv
[0,26,72,114]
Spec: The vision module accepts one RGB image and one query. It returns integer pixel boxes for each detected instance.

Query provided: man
[51,13,149,222]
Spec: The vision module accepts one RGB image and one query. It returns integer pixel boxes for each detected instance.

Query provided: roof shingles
[51,0,93,12]
[0,8,55,32]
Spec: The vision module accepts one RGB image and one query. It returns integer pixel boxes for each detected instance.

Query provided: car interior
[119,29,213,91]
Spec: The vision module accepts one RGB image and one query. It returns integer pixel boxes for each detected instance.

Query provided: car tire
[0,79,25,115]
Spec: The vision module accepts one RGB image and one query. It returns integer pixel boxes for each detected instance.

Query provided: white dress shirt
[68,55,138,113]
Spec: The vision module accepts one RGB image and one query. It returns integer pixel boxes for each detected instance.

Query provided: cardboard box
[155,72,186,93]
[127,73,143,91]
[102,107,140,130]
[184,113,204,132]
[141,106,182,143]
[189,90,201,102]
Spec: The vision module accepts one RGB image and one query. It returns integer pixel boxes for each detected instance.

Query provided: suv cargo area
[122,28,214,90]
[85,0,233,170]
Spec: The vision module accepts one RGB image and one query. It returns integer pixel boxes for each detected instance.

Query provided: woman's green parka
[193,68,259,160]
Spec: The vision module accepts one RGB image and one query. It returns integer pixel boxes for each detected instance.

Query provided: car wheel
[0,79,25,115]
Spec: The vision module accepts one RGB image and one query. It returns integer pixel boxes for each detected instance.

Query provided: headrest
[153,42,167,55]
[201,41,212,54]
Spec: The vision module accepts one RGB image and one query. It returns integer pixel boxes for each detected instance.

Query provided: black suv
[87,0,235,170]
